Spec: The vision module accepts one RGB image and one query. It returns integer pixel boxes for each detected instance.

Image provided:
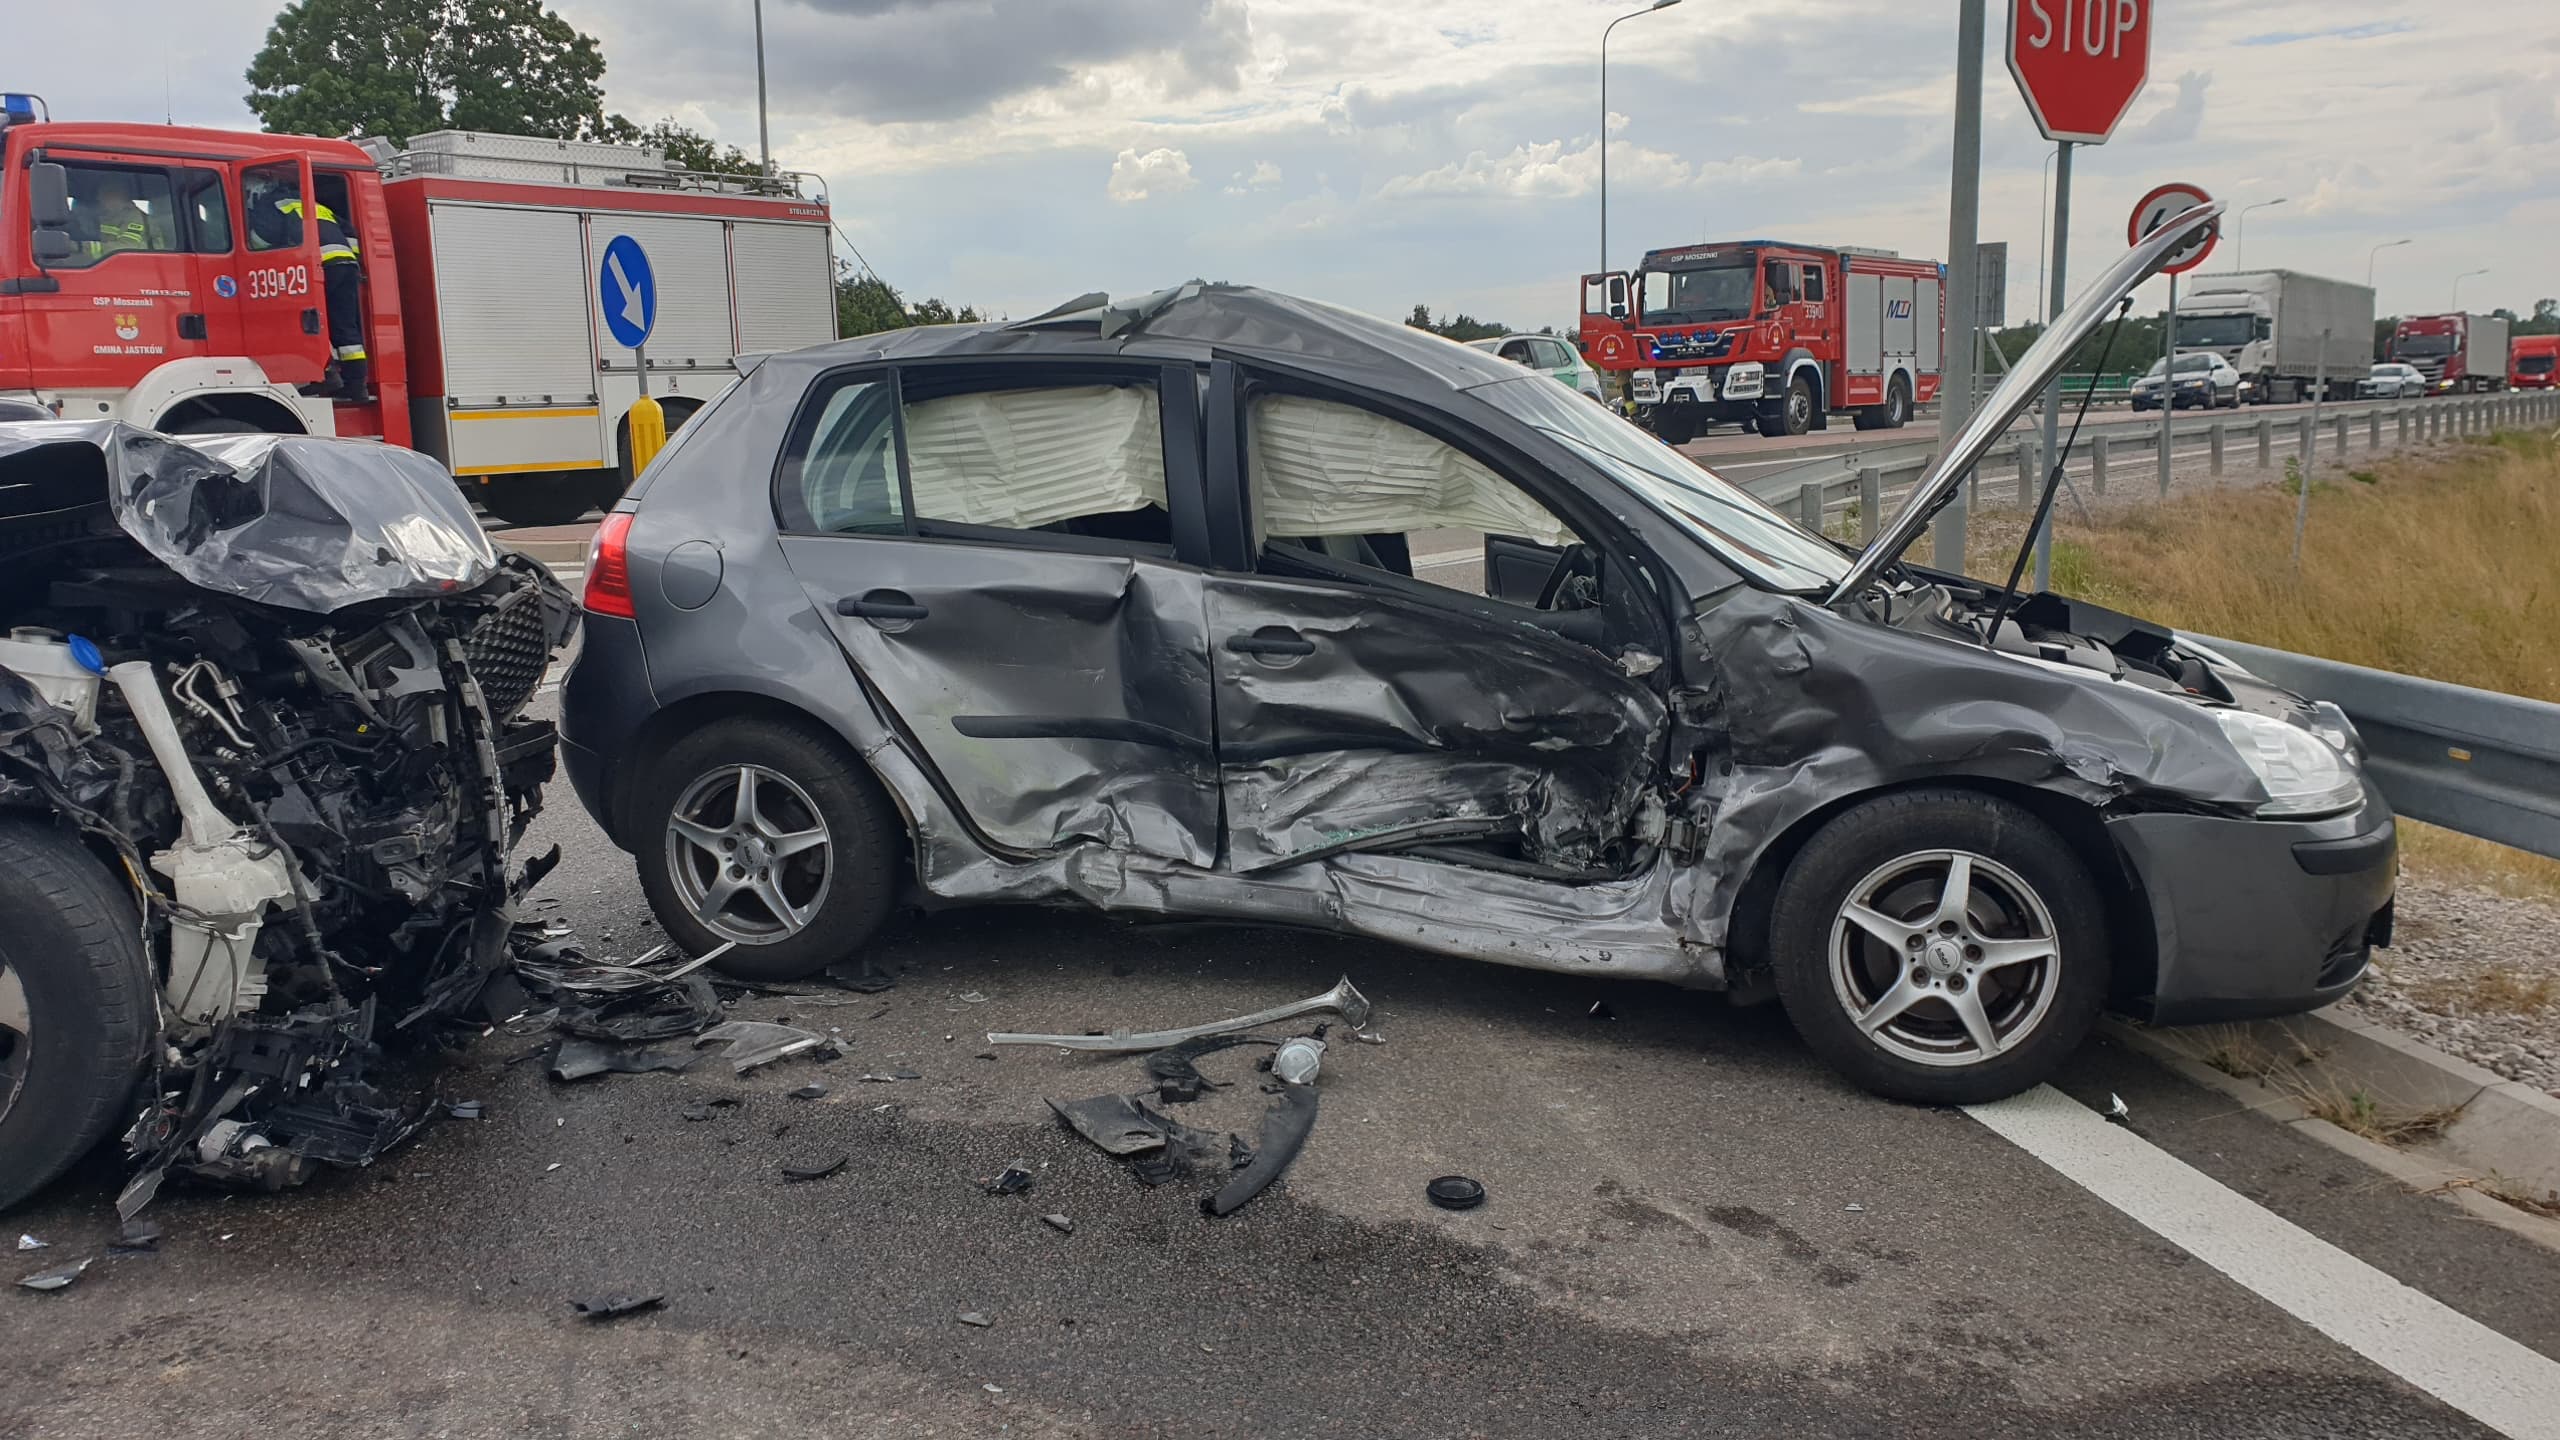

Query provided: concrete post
[2090,433,2108,495]
[1798,482,1824,533]
[2016,439,2036,505]
[2297,415,2313,468]
[2368,410,2380,449]
[2333,414,2347,459]
[2257,417,2272,469]
[2209,421,2225,476]
[1857,466,1882,543]
[2397,407,2408,445]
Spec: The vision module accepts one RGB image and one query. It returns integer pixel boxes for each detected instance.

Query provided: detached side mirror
[28,161,71,229]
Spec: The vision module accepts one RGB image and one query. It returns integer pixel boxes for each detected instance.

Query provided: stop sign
[2007,0,2153,144]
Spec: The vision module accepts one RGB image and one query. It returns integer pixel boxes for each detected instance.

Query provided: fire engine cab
[0,95,836,525]
[1579,240,1944,444]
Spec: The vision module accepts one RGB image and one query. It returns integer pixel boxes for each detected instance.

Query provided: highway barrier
[1756,390,2560,540]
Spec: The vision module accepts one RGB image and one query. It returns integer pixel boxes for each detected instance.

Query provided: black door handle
[301,308,321,335]
[177,313,207,341]
[837,592,929,621]
[1225,630,1315,658]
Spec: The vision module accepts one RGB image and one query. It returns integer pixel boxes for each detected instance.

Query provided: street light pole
[2365,237,2411,289]
[2231,197,2286,271]
[2453,268,2489,311]
[1600,0,1682,277]
[754,0,773,177]
[1934,0,1986,574]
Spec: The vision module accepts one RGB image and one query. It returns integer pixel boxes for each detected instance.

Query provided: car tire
[1884,375,1913,429]
[0,818,155,1213]
[476,475,598,528]
[635,717,904,983]
[1758,373,1815,437]
[1768,789,2109,1106]
[168,416,268,436]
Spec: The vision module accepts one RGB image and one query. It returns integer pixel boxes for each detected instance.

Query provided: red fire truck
[0,99,836,524]
[1578,240,1945,443]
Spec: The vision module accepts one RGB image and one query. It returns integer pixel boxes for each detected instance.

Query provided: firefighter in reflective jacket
[275,196,368,399]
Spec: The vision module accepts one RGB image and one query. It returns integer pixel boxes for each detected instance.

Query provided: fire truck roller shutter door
[1883,276,1917,370]
[597,215,731,368]
[429,204,606,479]
[1847,271,1884,376]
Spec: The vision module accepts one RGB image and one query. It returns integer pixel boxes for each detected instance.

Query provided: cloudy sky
[27,0,2560,331]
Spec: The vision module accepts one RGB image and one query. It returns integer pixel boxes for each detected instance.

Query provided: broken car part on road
[0,423,577,1212]
[988,977,1371,1053]
[565,200,2395,1107]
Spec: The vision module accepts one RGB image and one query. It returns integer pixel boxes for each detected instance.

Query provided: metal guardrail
[2192,636,2560,862]
[1747,390,2560,539]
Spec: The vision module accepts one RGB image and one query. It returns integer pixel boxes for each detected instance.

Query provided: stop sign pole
[2007,0,2153,589]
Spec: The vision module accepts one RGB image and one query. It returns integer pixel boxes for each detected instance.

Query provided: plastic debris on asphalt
[1042,1214,1074,1235]
[791,1083,831,1100]
[980,1162,1035,1196]
[1426,1175,1487,1211]
[15,1234,44,1251]
[109,1220,163,1254]
[781,1155,848,1182]
[957,1311,993,1327]
[17,1257,92,1292]
[696,1020,840,1074]
[570,1293,665,1321]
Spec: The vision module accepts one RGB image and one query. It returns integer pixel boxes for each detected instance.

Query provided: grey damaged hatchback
[561,203,2396,1104]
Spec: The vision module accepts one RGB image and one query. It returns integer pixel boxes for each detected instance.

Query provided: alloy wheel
[664,764,835,944]
[0,954,29,1130]
[1827,849,2061,1068]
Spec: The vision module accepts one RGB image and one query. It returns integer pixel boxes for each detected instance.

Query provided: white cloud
[2130,70,2212,144]
[1107,146,1197,203]
[1224,159,1284,194]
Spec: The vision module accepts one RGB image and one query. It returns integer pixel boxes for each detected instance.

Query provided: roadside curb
[2105,1012,2560,1255]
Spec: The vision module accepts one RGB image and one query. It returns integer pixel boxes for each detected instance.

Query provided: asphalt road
[8,690,2560,1438]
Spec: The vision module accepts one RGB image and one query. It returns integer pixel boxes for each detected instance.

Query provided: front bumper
[2108,790,2397,1025]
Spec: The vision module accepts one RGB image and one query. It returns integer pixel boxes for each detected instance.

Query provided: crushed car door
[1201,371,1669,874]
[774,361,1222,865]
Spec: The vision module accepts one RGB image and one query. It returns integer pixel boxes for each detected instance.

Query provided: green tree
[1406,303,1435,330]
[611,117,762,177]
[1402,304,1510,342]
[2516,299,2560,338]
[835,265,986,339]
[246,0,620,146]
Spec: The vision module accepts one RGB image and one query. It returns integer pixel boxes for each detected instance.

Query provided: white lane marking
[1966,1085,2560,1440]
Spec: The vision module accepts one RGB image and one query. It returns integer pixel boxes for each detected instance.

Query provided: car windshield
[2369,365,2403,378]
[1642,261,1756,324]
[2521,355,2556,374]
[2176,313,2256,348]
[1471,374,1848,592]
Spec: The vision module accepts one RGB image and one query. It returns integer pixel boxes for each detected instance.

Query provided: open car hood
[1823,200,2224,604]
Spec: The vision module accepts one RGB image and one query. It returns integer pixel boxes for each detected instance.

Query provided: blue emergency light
[2,94,45,127]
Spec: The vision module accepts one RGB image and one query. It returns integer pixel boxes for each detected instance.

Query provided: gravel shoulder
[2345,872,2560,1096]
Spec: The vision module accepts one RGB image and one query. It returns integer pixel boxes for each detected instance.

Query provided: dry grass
[1949,428,2560,896]
[2185,1022,2324,1081]
[2406,967,2560,1018]
[2273,1072,2464,1146]
[2431,1174,2560,1221]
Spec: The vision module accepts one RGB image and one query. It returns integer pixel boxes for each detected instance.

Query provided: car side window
[780,371,1178,548]
[898,381,1173,546]
[1498,339,1533,364]
[1799,264,1825,303]
[780,375,904,534]
[1539,338,1576,370]
[49,162,182,269]
[1246,392,1580,602]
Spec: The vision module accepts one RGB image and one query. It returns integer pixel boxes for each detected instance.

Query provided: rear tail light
[583,511,636,618]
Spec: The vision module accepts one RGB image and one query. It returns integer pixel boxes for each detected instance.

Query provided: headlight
[1727,361,1762,382]
[2213,708,2364,819]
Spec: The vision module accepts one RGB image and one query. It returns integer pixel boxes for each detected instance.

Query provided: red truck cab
[2511,334,2559,391]
[1,104,405,442]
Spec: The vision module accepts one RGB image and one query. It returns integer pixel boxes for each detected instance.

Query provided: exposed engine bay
[0,422,575,1206]
[1854,571,2241,704]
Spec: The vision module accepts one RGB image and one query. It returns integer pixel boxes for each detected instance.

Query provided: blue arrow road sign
[599,234,657,350]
